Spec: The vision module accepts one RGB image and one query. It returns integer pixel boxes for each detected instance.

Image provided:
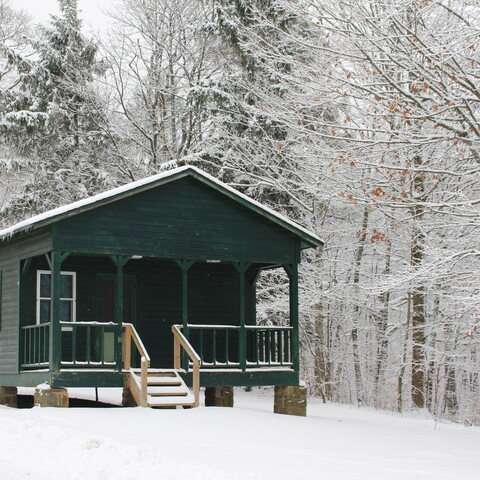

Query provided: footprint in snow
[84,439,101,450]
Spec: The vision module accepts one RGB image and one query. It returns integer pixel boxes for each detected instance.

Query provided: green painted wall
[53,177,298,264]
[0,228,52,374]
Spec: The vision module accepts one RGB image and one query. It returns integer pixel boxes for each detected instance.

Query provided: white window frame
[36,270,77,325]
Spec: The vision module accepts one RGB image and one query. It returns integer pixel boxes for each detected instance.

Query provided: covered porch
[19,251,300,392]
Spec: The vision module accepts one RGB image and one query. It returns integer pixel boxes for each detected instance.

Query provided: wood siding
[0,229,52,374]
[53,177,298,264]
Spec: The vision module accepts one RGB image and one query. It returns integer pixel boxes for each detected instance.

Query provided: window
[36,270,76,325]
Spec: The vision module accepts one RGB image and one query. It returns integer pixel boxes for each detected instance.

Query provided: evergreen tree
[1,0,106,158]
[0,0,114,224]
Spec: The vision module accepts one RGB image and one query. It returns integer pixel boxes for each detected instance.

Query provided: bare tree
[210,0,480,420]
[102,0,217,178]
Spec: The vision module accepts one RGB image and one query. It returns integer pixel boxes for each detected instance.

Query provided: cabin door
[97,275,136,362]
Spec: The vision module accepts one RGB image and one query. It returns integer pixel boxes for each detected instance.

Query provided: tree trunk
[426,294,440,414]
[444,360,458,418]
[443,323,459,418]
[373,236,391,406]
[314,314,331,402]
[398,292,411,413]
[411,154,426,409]
[351,206,369,405]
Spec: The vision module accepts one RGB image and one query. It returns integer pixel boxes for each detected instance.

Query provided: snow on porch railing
[22,321,122,370]
[21,323,50,368]
[186,325,293,370]
[59,321,119,368]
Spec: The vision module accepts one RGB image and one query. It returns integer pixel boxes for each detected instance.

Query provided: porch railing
[21,322,293,374]
[123,322,150,407]
[246,326,293,366]
[59,322,119,367]
[21,323,50,368]
[21,322,120,369]
[186,324,293,370]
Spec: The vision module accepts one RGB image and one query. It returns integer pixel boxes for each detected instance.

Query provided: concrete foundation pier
[274,385,307,416]
[205,386,234,407]
[0,386,17,408]
[34,386,69,408]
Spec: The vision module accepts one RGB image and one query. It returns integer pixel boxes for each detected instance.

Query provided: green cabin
[0,166,322,408]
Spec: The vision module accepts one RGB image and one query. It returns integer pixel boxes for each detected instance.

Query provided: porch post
[234,262,250,372]
[111,255,131,371]
[249,268,262,326]
[49,251,62,372]
[175,259,195,332]
[284,263,300,373]
[115,259,124,371]
[175,259,195,369]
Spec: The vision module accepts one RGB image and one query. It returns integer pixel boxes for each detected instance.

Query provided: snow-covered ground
[1,388,479,480]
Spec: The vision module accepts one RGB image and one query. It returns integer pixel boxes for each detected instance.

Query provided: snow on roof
[0,165,323,246]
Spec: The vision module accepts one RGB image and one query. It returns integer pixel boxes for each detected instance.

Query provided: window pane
[40,299,50,324]
[59,300,72,322]
[40,274,51,298]
[60,274,73,299]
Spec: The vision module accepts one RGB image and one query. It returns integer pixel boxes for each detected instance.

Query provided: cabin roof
[0,165,323,248]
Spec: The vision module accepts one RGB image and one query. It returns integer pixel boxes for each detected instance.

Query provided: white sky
[13,0,114,34]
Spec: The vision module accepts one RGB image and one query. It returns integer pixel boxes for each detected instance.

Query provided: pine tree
[1,0,106,159]
[0,0,114,224]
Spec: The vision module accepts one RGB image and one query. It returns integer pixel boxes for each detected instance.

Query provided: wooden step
[148,379,182,386]
[132,368,178,376]
[148,393,195,407]
[128,368,196,408]
[131,370,182,385]
[143,376,182,386]
[147,386,189,396]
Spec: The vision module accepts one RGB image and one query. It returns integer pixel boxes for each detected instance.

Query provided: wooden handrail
[187,324,293,330]
[172,324,201,407]
[123,323,151,369]
[60,321,116,326]
[123,323,150,407]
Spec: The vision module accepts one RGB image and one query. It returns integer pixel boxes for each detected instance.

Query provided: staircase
[129,368,196,408]
[123,323,201,409]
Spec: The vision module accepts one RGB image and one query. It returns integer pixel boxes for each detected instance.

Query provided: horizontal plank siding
[0,228,52,374]
[53,178,297,264]
[118,260,241,369]
[187,263,241,365]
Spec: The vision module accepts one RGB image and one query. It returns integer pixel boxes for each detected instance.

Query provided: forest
[0,0,479,424]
